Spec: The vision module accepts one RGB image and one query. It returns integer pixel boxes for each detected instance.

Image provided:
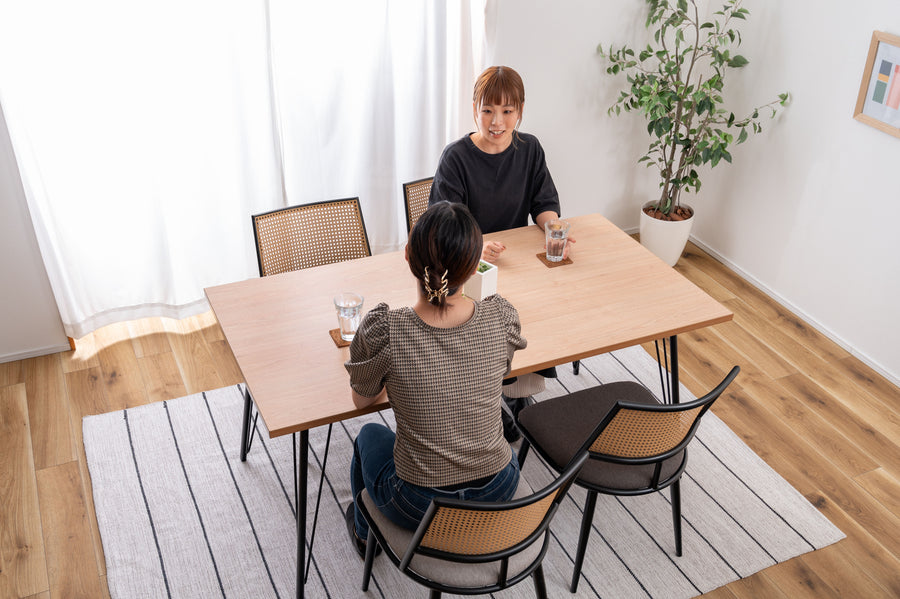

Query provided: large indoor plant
[599,0,789,265]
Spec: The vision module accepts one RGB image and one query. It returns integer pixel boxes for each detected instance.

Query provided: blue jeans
[350,422,520,538]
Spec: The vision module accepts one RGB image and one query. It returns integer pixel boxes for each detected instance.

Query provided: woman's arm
[534,210,558,231]
[352,386,387,409]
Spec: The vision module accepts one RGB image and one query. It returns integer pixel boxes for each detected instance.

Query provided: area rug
[83,345,844,598]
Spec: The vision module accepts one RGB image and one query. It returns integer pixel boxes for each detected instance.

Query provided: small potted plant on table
[463,260,498,300]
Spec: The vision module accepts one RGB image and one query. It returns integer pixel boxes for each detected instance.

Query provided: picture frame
[854,30,900,139]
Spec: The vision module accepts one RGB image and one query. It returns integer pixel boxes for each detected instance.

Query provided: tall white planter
[639,201,694,266]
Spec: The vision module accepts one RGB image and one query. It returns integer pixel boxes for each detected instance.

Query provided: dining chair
[248,197,371,576]
[402,176,433,233]
[246,197,371,453]
[356,451,589,598]
[252,197,371,276]
[515,366,740,593]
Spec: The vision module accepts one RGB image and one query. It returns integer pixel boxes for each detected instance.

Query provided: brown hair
[407,202,483,312]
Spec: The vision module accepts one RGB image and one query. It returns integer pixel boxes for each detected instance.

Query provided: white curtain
[0,0,484,338]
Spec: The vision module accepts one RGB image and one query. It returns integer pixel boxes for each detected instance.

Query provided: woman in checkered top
[343,201,527,559]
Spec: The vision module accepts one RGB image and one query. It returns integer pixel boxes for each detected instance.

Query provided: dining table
[204,212,733,598]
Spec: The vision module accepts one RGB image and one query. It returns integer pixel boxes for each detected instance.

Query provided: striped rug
[83,345,844,598]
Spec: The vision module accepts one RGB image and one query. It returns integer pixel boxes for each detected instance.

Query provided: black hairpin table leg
[296,429,308,598]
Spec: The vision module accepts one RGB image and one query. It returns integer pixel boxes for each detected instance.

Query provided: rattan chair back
[581,366,741,467]
[420,490,560,556]
[405,451,586,568]
[251,198,371,276]
[402,177,433,233]
[590,403,708,459]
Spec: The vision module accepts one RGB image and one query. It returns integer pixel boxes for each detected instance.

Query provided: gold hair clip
[423,267,450,302]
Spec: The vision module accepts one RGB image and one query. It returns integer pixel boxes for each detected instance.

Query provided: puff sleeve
[344,302,391,398]
[483,295,527,372]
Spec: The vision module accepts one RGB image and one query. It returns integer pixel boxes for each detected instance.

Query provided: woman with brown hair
[344,201,526,558]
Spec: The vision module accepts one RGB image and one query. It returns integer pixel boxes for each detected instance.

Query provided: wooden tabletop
[205,213,732,437]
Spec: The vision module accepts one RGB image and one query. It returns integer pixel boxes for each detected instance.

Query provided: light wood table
[204,212,732,598]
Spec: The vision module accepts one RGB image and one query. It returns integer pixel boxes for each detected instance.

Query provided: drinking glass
[545,219,571,262]
[334,292,364,342]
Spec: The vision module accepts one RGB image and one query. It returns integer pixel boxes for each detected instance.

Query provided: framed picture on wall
[854,30,900,139]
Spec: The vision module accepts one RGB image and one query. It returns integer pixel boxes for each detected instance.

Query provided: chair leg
[533,563,548,599]
[571,490,598,593]
[517,439,531,468]
[428,590,441,599]
[572,360,580,375]
[361,530,377,591]
[672,480,683,556]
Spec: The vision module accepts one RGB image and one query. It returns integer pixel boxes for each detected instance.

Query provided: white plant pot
[463,260,498,300]
[639,201,695,266]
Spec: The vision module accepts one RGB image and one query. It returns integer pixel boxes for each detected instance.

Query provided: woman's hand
[482,240,506,263]
[536,212,575,259]
[562,232,575,259]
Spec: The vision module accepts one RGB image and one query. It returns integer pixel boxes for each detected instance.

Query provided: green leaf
[737,128,748,143]
[728,55,749,68]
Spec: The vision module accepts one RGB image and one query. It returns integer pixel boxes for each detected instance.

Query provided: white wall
[486,0,900,385]
[2,1,899,383]
[0,102,68,362]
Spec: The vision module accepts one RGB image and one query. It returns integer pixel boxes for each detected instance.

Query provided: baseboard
[0,343,72,365]
[685,234,900,388]
[621,225,899,387]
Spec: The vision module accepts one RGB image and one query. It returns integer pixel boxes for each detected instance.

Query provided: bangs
[481,81,517,109]
[474,66,524,111]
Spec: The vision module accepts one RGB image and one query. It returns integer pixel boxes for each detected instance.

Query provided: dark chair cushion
[517,382,685,492]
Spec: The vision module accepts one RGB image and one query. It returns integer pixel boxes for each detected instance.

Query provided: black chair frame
[357,451,589,598]
[517,366,740,592]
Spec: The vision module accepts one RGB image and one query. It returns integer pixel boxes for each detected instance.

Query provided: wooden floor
[1,242,898,598]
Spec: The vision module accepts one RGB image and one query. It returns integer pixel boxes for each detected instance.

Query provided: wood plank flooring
[1,242,898,598]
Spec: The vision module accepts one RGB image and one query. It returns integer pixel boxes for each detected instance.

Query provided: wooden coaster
[329,328,351,348]
[536,253,573,268]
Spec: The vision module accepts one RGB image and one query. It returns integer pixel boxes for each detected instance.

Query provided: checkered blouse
[345,295,527,487]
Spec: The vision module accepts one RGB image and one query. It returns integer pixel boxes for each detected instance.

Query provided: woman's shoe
[345,503,381,560]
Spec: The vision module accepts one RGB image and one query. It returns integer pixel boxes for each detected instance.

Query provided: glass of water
[544,219,571,262]
[334,292,364,342]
